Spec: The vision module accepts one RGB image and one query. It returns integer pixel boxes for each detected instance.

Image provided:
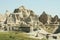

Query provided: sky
[0,0,60,18]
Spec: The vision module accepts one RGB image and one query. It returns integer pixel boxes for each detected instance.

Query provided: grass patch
[0,31,47,40]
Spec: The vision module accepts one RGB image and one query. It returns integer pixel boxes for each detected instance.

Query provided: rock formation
[0,6,60,34]
[2,6,43,32]
[51,15,59,24]
[39,11,51,24]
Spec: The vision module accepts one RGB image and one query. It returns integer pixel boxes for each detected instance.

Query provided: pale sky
[0,0,60,17]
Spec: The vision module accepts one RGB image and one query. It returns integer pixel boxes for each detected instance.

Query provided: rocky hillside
[3,6,43,31]
[39,11,60,24]
[0,6,60,33]
[39,11,60,33]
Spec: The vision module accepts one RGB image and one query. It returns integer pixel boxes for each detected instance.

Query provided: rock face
[3,6,42,32]
[14,6,31,18]
[0,14,6,22]
[0,14,6,31]
[5,6,38,25]
[39,11,48,24]
[51,15,58,24]
[39,11,52,24]
[0,6,60,34]
[39,11,60,24]
[39,11,60,34]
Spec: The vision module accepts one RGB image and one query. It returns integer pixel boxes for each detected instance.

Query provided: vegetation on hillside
[0,31,47,40]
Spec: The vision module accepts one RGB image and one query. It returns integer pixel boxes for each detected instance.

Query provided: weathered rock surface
[2,6,43,32]
[0,6,60,34]
[39,11,48,24]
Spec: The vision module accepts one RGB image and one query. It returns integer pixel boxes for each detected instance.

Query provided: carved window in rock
[16,14,19,20]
